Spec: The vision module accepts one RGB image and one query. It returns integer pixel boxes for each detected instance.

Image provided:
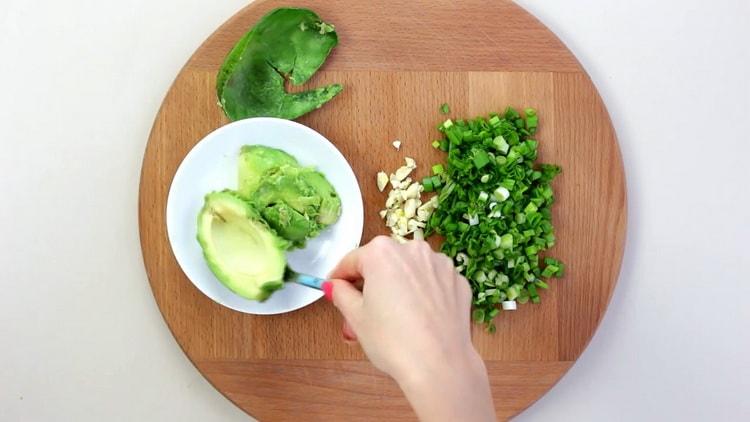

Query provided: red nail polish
[322,281,333,301]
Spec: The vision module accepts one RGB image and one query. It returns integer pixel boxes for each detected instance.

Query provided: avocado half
[197,191,288,301]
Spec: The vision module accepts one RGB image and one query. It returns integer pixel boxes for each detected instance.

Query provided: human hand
[323,236,496,422]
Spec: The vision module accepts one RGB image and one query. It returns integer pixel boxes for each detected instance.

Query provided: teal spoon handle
[284,267,324,290]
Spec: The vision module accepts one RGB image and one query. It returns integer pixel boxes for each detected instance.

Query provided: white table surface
[1,0,748,420]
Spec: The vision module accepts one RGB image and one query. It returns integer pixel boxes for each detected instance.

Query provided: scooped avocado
[298,169,342,226]
[237,146,342,248]
[197,191,288,301]
[238,145,298,197]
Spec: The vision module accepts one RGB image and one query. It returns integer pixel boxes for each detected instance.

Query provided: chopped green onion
[525,108,538,133]
[493,136,509,154]
[440,103,451,114]
[472,308,485,322]
[506,286,519,300]
[542,263,563,278]
[472,149,491,169]
[439,139,449,151]
[475,271,488,283]
[493,186,510,202]
[535,280,549,289]
[423,108,563,330]
[422,176,434,192]
[499,233,513,249]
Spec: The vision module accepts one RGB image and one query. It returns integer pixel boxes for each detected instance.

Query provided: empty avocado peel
[217,8,343,120]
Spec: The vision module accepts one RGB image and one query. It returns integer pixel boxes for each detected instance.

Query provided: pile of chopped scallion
[423,107,564,332]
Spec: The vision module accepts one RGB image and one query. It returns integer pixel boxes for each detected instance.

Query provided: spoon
[284,267,325,290]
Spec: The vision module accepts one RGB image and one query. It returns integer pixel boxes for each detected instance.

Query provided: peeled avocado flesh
[298,169,342,226]
[237,145,341,248]
[197,191,287,301]
[238,145,298,197]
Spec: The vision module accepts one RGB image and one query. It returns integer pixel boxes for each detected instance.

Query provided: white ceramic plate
[166,118,364,314]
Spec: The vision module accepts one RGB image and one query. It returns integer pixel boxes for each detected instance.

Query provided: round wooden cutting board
[139,0,626,420]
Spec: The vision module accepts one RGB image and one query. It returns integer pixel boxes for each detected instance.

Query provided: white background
[1,0,748,420]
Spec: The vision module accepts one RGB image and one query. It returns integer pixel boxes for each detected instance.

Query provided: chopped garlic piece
[377,157,440,242]
[404,198,418,219]
[416,209,431,222]
[407,219,425,232]
[385,195,395,209]
[376,172,389,192]
[386,211,399,227]
[385,190,403,208]
[396,217,408,236]
[405,183,422,199]
[392,140,402,150]
[413,228,424,241]
[418,195,439,214]
[393,166,413,182]
[397,177,412,190]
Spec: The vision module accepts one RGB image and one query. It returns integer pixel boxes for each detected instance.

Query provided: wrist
[396,344,485,390]
[394,344,494,421]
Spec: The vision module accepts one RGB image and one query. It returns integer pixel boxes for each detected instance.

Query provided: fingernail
[322,281,333,301]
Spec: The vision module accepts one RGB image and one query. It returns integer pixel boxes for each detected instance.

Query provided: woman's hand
[324,236,496,422]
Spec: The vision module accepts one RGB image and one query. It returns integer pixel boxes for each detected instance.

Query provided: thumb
[327,278,363,328]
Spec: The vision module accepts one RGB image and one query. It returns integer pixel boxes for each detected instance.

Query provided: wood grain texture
[198,360,573,421]
[139,0,626,420]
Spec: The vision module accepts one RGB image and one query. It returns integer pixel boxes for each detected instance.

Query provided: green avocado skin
[238,145,341,248]
[217,8,343,120]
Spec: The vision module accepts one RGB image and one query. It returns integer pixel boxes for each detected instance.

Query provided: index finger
[327,236,394,281]
[327,244,370,282]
